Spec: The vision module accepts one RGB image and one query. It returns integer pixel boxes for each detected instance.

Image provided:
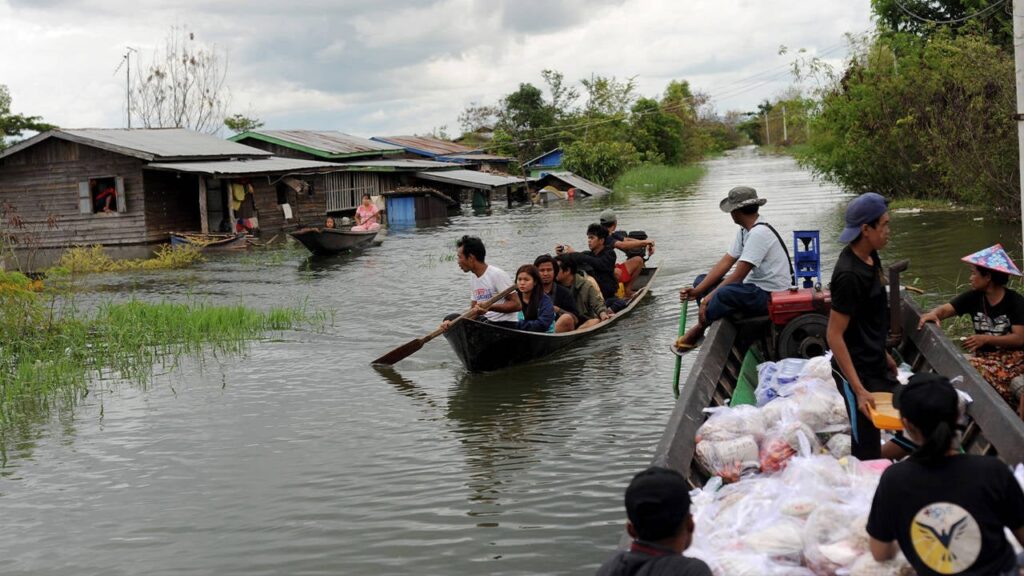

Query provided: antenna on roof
[114,47,138,128]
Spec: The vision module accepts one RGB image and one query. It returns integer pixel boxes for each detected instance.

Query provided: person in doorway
[826,192,902,461]
[918,244,1024,419]
[352,194,381,232]
[560,224,627,312]
[514,264,555,333]
[596,466,712,576]
[599,209,655,298]
[555,253,611,330]
[867,373,1024,576]
[676,186,792,351]
[440,235,521,331]
[534,254,578,333]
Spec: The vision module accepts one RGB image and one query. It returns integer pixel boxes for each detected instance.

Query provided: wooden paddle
[371,285,516,366]
[672,299,689,399]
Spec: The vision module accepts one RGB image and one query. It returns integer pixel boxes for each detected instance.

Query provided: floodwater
[0,147,1018,575]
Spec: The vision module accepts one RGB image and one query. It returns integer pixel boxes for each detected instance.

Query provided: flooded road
[0,147,1019,575]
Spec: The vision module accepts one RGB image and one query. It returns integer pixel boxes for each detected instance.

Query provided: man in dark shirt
[596,467,711,576]
[534,254,578,332]
[561,223,626,312]
[826,192,901,460]
[599,209,655,297]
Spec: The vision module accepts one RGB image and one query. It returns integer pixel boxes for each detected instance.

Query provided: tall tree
[223,113,263,134]
[495,83,557,161]
[871,0,1011,47]
[133,26,229,133]
[0,85,56,149]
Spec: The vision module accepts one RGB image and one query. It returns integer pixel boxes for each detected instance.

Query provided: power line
[891,0,1007,25]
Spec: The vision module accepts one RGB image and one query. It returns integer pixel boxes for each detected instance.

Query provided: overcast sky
[0,0,873,138]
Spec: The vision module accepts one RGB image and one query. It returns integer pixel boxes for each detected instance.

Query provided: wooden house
[0,128,352,250]
[370,135,513,173]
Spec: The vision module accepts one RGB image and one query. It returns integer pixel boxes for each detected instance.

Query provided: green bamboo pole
[672,299,689,398]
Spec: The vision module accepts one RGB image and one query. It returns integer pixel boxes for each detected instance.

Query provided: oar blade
[372,338,424,366]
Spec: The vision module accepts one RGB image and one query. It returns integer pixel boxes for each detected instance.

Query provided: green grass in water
[614,164,706,196]
[0,276,328,429]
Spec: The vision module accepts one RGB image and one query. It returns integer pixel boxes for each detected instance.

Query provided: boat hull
[288,227,379,255]
[169,232,248,252]
[443,267,658,372]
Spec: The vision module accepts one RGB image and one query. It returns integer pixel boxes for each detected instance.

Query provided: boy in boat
[826,192,902,460]
[534,254,578,333]
[440,235,521,330]
[596,466,712,576]
[676,186,792,351]
[555,253,611,330]
[599,209,655,298]
[560,223,628,312]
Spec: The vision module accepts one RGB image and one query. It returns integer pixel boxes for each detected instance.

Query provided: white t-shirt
[728,219,792,292]
[471,264,517,323]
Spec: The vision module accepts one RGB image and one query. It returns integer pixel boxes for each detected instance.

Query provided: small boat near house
[169,232,248,251]
[288,226,379,256]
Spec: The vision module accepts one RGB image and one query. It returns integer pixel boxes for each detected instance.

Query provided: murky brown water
[0,147,1018,575]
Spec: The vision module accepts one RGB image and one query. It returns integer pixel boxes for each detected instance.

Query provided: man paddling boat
[440,235,521,331]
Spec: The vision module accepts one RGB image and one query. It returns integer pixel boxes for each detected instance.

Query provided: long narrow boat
[288,227,379,256]
[653,291,1024,489]
[169,232,248,251]
[443,267,658,372]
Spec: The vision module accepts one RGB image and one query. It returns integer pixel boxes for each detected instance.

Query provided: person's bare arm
[680,253,737,301]
[869,537,898,562]
[965,324,1024,352]
[918,302,955,329]
[479,291,522,314]
[827,309,876,416]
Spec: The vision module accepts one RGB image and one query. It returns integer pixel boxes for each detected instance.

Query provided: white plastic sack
[695,436,760,483]
[696,405,767,442]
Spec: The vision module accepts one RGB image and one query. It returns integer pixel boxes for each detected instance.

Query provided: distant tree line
[790,0,1020,216]
[456,70,745,186]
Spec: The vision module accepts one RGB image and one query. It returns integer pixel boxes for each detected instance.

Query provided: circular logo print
[910,502,982,574]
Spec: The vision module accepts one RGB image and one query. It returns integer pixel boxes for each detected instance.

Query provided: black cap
[893,373,959,432]
[624,467,691,541]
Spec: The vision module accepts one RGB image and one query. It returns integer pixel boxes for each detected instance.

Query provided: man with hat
[676,186,793,350]
[826,192,900,460]
[599,208,655,297]
[596,467,712,576]
[918,243,1024,419]
[867,373,1024,576]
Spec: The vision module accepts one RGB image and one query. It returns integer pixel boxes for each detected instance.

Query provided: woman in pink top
[352,194,381,231]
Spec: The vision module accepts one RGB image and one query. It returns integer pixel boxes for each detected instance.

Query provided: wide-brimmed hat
[838,192,889,243]
[719,186,767,213]
[961,244,1022,277]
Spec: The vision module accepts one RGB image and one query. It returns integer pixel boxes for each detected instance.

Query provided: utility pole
[764,112,771,146]
[1016,0,1024,254]
[117,48,137,128]
[782,105,788,143]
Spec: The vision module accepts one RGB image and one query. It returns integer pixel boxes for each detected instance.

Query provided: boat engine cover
[768,288,831,326]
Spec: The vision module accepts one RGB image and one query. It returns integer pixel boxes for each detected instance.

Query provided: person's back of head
[625,467,693,547]
[894,373,960,466]
[457,235,486,263]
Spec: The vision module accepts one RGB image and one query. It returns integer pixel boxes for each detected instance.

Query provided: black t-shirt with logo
[950,288,1024,353]
[829,246,889,382]
[866,454,1024,576]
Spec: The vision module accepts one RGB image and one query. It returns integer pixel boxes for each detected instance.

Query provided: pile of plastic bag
[695,354,850,481]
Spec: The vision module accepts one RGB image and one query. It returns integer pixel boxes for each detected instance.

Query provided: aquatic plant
[55,244,204,274]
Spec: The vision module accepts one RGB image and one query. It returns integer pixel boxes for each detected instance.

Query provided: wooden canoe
[442,267,658,372]
[169,232,248,251]
[653,291,1024,489]
[288,227,379,255]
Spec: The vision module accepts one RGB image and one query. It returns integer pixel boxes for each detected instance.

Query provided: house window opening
[90,177,117,213]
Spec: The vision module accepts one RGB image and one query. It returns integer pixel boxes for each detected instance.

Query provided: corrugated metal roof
[414,169,530,190]
[524,147,563,167]
[0,128,272,162]
[145,157,343,176]
[534,171,611,198]
[231,130,404,158]
[371,135,476,157]
[337,159,460,171]
[439,153,513,163]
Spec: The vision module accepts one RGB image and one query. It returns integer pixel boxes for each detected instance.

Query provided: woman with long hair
[514,264,554,333]
[867,373,1024,575]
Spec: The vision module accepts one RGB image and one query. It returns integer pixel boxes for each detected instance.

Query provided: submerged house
[524,148,564,176]
[370,135,513,173]
[0,128,353,249]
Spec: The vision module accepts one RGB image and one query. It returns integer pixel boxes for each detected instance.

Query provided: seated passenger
[324,216,336,229]
[352,194,381,232]
[599,209,655,298]
[867,373,1024,575]
[515,264,555,333]
[555,253,611,330]
[534,254,578,333]
[676,186,792,351]
[560,223,628,312]
[918,244,1024,419]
